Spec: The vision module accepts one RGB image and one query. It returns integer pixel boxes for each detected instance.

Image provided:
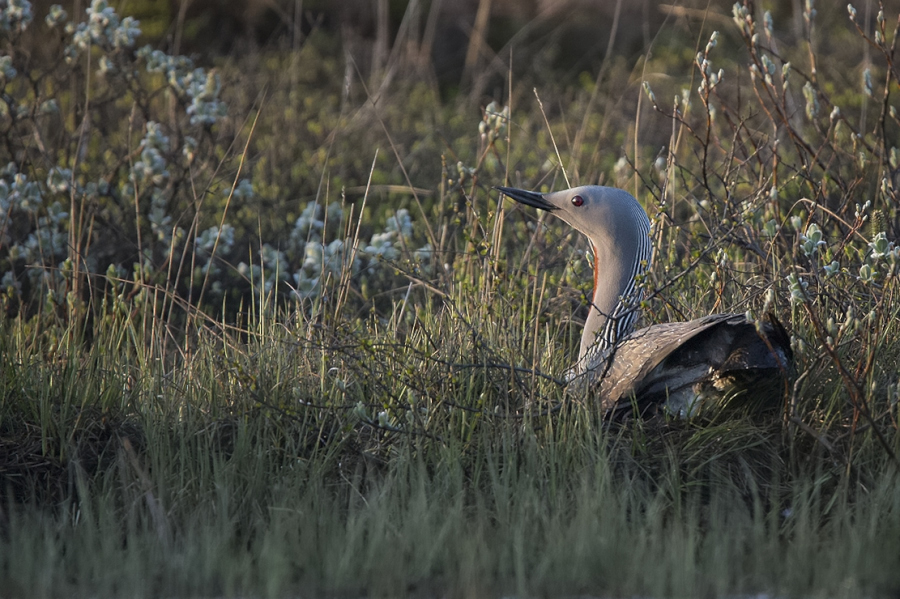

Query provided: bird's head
[496,185,649,251]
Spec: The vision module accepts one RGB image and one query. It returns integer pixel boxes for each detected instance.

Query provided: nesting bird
[498,185,792,419]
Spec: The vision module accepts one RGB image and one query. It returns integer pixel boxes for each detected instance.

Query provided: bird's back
[570,313,792,420]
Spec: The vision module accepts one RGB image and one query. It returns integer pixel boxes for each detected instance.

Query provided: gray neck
[576,206,651,373]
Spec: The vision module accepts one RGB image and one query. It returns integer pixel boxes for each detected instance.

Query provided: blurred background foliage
[3,0,889,314]
[1,0,897,385]
[2,0,899,425]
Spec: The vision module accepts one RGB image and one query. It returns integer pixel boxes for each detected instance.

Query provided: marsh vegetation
[1,0,900,596]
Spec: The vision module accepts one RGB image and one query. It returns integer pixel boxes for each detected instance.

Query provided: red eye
[571,195,584,207]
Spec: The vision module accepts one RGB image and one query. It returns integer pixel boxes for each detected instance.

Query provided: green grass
[3,1,900,597]
[1,265,898,596]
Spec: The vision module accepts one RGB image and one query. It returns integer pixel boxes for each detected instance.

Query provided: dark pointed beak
[495,186,557,211]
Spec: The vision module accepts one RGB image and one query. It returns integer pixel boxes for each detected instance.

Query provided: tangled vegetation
[1,0,900,596]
